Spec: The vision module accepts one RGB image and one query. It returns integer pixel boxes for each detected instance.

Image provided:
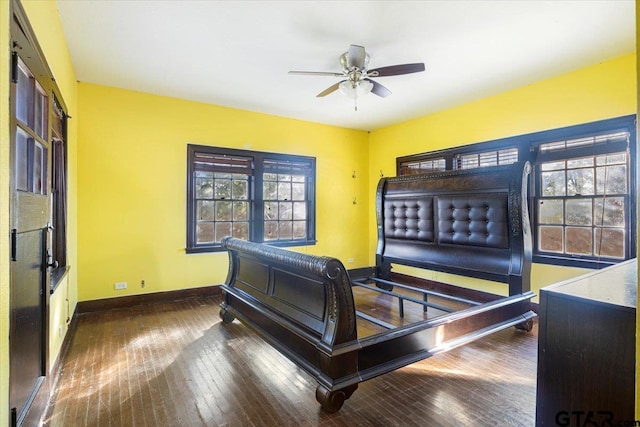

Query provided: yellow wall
[76,83,370,301]
[369,53,636,299]
[1,0,12,423]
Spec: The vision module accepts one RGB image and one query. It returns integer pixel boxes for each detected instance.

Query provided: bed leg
[219,306,235,324]
[316,384,358,413]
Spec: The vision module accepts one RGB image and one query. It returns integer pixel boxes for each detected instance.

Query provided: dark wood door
[9,37,52,424]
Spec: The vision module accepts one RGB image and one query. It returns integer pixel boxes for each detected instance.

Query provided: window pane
[214,177,232,199]
[539,200,563,224]
[196,223,215,243]
[541,161,565,171]
[400,158,446,174]
[264,221,278,241]
[594,197,625,227]
[278,181,291,200]
[278,202,292,220]
[34,83,48,140]
[16,63,32,125]
[214,222,232,242]
[278,222,293,240]
[232,222,249,240]
[293,202,306,220]
[215,201,232,221]
[196,201,215,220]
[539,226,563,253]
[565,199,592,226]
[478,151,497,167]
[596,165,627,194]
[292,182,305,200]
[596,152,626,166]
[567,157,593,169]
[566,168,593,196]
[16,128,29,191]
[264,202,278,220]
[264,182,277,199]
[541,171,566,196]
[33,142,44,194]
[540,132,629,153]
[458,153,479,169]
[233,201,249,221]
[196,178,214,198]
[293,221,306,238]
[232,179,248,199]
[594,228,625,258]
[498,148,518,165]
[565,227,592,255]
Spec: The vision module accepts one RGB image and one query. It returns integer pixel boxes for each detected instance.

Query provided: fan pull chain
[354,88,358,111]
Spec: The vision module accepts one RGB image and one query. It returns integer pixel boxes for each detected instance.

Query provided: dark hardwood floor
[43,291,538,426]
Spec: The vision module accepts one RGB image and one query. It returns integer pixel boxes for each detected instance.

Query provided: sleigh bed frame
[219,161,536,413]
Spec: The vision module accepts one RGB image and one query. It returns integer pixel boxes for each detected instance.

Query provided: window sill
[50,265,70,294]
[533,254,622,270]
[186,239,318,254]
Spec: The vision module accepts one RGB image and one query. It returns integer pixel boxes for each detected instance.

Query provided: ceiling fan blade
[365,79,392,98]
[368,63,425,77]
[316,81,344,97]
[347,44,367,69]
[289,71,345,77]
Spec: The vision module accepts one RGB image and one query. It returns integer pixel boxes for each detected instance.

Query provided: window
[186,145,316,253]
[399,157,446,175]
[396,115,636,268]
[51,96,68,272]
[397,139,524,175]
[455,147,518,169]
[534,130,631,264]
[14,56,48,195]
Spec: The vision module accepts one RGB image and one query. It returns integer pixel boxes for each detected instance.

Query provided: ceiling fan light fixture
[339,79,373,98]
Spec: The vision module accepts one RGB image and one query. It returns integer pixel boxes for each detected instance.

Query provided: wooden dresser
[536,259,637,426]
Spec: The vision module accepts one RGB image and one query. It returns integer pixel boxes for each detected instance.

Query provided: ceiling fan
[289,44,425,107]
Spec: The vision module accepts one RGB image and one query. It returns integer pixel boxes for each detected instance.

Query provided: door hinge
[10,229,17,261]
[11,52,18,84]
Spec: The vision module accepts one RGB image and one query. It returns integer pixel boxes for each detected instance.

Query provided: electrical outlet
[115,281,127,290]
[141,280,145,288]
[347,258,354,263]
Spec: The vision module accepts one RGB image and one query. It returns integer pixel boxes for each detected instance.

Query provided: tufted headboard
[375,162,532,296]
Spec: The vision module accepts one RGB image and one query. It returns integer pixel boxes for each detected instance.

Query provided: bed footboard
[219,237,359,412]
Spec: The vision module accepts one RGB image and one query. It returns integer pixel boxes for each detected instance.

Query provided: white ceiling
[56,0,635,132]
